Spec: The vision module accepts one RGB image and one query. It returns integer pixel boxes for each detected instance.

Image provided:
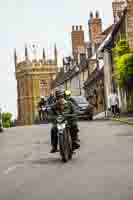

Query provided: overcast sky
[0,0,113,118]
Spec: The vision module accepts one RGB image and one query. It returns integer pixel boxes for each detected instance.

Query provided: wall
[127,0,133,49]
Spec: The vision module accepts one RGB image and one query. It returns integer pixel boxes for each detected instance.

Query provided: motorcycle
[56,114,73,163]
[39,106,47,121]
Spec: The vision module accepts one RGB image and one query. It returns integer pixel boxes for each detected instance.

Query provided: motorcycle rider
[49,89,80,153]
[47,91,56,106]
[64,90,80,142]
[38,97,46,121]
[64,90,71,101]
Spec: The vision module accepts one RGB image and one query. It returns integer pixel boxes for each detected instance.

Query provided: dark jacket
[47,96,56,105]
[49,100,77,123]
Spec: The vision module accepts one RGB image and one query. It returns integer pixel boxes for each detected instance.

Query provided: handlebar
[48,113,77,123]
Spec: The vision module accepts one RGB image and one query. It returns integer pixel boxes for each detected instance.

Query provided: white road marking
[3,165,22,175]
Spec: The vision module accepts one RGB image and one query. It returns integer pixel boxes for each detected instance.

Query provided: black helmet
[55,89,64,98]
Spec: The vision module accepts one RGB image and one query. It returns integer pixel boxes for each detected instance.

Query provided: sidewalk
[111,116,133,125]
[93,112,108,120]
[94,111,133,125]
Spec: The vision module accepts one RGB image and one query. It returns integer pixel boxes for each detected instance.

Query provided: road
[0,121,133,200]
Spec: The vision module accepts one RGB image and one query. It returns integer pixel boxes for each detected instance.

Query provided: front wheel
[59,129,72,162]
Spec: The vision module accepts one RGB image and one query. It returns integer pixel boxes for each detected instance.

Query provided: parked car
[70,96,93,120]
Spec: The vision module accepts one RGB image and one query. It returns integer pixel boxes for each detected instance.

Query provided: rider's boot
[50,127,58,153]
[50,146,58,153]
[72,131,80,151]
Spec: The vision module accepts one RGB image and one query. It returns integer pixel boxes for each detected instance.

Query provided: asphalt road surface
[0,121,133,200]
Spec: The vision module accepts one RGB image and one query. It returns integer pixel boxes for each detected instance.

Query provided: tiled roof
[84,67,104,87]
[51,59,88,88]
[100,10,126,51]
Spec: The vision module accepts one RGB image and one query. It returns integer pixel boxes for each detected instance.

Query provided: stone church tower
[15,45,58,125]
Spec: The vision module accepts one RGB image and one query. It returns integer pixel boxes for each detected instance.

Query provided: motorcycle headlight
[57,123,66,130]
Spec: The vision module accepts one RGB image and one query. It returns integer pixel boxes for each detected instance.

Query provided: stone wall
[127,0,133,49]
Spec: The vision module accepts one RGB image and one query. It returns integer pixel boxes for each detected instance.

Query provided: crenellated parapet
[15,44,58,79]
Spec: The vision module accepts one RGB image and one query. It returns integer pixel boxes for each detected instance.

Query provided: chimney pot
[96,10,99,18]
[90,11,93,19]
[76,26,78,31]
[80,25,82,30]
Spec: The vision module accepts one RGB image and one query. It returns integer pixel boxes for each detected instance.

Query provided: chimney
[88,11,102,42]
[71,25,85,60]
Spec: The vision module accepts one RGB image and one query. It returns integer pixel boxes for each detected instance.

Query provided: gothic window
[40,80,47,97]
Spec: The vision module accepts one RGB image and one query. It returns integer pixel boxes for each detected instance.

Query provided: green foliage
[113,39,130,56]
[2,112,13,128]
[2,121,11,128]
[2,112,12,122]
[113,39,133,87]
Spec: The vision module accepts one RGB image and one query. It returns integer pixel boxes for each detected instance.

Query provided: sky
[0,0,113,118]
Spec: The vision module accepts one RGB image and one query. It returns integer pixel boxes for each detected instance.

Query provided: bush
[2,121,11,128]
[2,113,12,122]
[2,112,13,128]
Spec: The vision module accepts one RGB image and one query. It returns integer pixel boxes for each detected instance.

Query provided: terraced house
[99,0,133,113]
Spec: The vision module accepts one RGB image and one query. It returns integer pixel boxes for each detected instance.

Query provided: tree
[113,39,133,87]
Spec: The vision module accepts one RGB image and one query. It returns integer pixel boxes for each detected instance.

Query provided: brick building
[84,11,112,114]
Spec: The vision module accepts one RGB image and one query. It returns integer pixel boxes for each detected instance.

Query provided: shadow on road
[30,157,63,165]
[27,153,78,165]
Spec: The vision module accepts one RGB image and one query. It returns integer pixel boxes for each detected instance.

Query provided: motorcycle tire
[59,129,72,163]
[67,129,73,160]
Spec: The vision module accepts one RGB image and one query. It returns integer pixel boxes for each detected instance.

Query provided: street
[0,121,133,200]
